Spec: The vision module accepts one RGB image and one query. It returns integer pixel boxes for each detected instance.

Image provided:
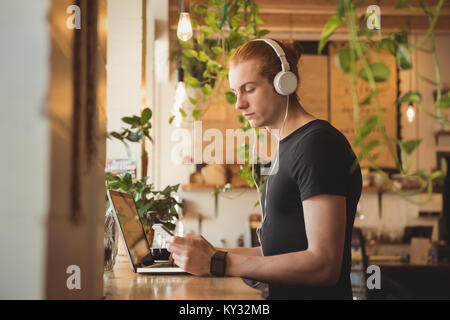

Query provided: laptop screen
[108,190,149,268]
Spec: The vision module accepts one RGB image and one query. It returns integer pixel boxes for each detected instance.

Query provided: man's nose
[235,94,248,111]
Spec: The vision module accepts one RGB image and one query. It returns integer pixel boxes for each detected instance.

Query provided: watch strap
[210,250,228,276]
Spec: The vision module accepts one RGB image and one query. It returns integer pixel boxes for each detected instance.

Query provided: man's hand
[166,234,216,276]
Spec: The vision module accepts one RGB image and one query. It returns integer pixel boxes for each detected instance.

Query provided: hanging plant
[319,0,448,203]
[170,0,269,124]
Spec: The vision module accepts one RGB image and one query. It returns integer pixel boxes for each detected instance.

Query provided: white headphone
[252,38,298,96]
[250,39,298,258]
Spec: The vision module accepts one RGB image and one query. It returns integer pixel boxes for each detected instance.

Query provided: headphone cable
[252,95,289,252]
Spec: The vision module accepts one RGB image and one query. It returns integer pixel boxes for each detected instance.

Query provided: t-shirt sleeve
[291,130,350,202]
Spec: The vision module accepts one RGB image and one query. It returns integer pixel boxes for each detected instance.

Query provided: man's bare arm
[216,246,262,256]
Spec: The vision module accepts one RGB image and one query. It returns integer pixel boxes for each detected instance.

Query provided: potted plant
[105,173,183,247]
[104,107,183,270]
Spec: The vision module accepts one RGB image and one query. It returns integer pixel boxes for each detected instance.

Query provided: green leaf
[430,170,445,180]
[228,28,244,49]
[218,69,228,78]
[254,16,264,25]
[396,44,412,70]
[201,84,213,96]
[121,117,134,125]
[398,91,422,104]
[399,139,421,155]
[211,46,224,55]
[318,14,342,54]
[205,13,219,31]
[394,0,409,9]
[198,51,209,62]
[126,131,142,142]
[411,170,428,180]
[188,97,198,105]
[337,0,348,20]
[110,131,124,141]
[257,29,270,37]
[140,108,152,125]
[435,92,450,108]
[393,30,408,46]
[225,91,237,104]
[379,38,396,55]
[131,116,141,128]
[192,109,202,120]
[358,62,390,82]
[190,17,198,29]
[441,157,448,176]
[169,115,175,124]
[123,173,132,186]
[357,139,381,161]
[359,94,372,105]
[201,26,214,38]
[106,173,120,182]
[237,115,245,123]
[245,24,255,35]
[122,116,141,127]
[185,76,199,87]
[197,4,207,14]
[179,108,187,118]
[182,49,198,58]
[354,115,381,145]
[335,47,351,74]
[207,60,220,73]
[197,32,205,45]
[108,181,121,190]
[143,129,153,143]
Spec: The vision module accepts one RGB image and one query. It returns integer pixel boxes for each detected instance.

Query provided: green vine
[320,0,448,204]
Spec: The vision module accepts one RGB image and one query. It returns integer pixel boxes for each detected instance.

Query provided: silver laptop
[107,189,186,274]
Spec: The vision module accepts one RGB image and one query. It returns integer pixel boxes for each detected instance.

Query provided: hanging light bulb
[406,103,415,123]
[177,13,193,42]
[177,0,192,42]
[172,67,188,127]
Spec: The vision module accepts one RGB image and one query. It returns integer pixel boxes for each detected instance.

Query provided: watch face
[211,251,227,276]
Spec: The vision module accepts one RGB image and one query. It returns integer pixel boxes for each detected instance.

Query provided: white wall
[0,0,50,299]
[106,0,144,177]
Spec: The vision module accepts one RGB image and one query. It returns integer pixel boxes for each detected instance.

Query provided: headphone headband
[252,38,290,72]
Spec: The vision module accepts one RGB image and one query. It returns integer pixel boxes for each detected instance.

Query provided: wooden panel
[329,42,398,169]
[297,54,329,120]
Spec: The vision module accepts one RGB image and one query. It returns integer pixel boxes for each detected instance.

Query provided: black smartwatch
[210,251,228,276]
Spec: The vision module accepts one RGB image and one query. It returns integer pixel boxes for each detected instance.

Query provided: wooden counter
[103,256,263,300]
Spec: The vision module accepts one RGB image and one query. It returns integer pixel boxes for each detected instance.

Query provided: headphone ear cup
[273,71,298,96]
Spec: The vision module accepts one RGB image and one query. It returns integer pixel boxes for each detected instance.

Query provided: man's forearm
[216,246,262,256]
[225,250,337,286]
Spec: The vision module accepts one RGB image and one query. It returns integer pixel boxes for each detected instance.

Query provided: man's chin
[249,119,264,129]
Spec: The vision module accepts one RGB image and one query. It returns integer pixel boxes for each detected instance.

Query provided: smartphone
[152,223,174,242]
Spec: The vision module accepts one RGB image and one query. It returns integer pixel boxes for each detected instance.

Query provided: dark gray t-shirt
[260,119,362,300]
